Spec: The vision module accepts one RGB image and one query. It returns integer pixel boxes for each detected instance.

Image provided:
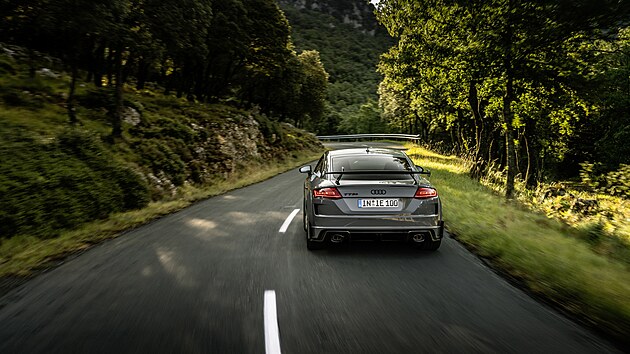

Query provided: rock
[572,198,599,214]
[543,187,567,199]
[1,46,16,57]
[36,68,59,79]
[122,107,141,126]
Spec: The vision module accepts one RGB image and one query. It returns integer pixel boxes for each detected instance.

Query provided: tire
[423,239,441,251]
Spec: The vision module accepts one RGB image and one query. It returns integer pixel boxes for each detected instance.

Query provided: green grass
[406,144,630,341]
[0,150,320,277]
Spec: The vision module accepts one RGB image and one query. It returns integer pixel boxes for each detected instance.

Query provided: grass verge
[406,144,630,343]
[0,150,321,278]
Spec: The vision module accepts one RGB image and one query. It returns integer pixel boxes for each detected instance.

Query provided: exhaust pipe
[329,233,348,244]
[410,233,426,243]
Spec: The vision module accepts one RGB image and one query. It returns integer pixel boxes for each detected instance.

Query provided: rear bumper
[309,220,444,243]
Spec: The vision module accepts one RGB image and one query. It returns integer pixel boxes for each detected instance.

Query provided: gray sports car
[299,147,444,251]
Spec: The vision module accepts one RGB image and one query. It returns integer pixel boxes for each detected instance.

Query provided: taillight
[313,187,342,199]
[414,187,437,199]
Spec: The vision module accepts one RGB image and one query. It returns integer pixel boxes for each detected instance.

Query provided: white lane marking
[264,290,282,354]
[279,209,300,233]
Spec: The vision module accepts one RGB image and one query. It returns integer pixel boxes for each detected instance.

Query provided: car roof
[328,148,408,158]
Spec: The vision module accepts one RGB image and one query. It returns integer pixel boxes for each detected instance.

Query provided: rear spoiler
[324,170,431,185]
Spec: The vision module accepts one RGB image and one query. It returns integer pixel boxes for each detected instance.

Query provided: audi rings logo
[370,189,387,195]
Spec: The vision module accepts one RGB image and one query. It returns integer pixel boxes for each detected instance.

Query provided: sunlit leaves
[376,0,630,186]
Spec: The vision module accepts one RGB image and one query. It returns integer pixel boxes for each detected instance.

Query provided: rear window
[331,155,414,180]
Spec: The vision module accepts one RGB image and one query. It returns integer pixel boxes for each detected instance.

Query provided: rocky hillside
[278,0,382,35]
[0,45,322,240]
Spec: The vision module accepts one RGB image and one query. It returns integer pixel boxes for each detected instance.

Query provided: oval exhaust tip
[411,233,425,243]
[330,233,346,243]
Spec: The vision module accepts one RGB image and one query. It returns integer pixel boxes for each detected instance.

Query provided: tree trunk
[111,48,124,140]
[468,81,487,179]
[136,58,148,90]
[503,0,516,199]
[28,48,37,79]
[524,132,531,187]
[89,41,105,87]
[67,62,79,125]
[106,48,114,86]
[503,89,516,199]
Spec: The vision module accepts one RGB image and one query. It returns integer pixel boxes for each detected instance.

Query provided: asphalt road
[0,142,620,353]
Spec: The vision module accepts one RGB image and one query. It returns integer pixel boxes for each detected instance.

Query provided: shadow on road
[312,241,443,259]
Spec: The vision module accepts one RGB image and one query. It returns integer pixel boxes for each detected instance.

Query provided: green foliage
[338,99,386,134]
[581,162,630,199]
[255,113,284,143]
[75,88,113,110]
[296,50,329,128]
[1,0,331,135]
[406,144,630,341]
[279,2,394,134]
[605,165,630,198]
[0,73,58,109]
[568,27,630,172]
[376,0,630,196]
[0,58,322,241]
[476,158,630,266]
[0,55,16,75]
[134,139,187,187]
[0,126,149,239]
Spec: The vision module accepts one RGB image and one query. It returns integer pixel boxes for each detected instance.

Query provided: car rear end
[307,150,443,249]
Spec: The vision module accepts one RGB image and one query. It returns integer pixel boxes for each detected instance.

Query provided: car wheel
[423,239,441,251]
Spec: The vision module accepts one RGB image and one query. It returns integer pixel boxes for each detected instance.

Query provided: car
[299,147,444,251]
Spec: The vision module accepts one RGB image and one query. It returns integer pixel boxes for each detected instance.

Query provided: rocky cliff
[278,0,380,35]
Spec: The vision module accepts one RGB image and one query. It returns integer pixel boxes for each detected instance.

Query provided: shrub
[605,164,630,198]
[130,116,196,143]
[255,113,284,144]
[581,162,630,199]
[0,128,149,239]
[0,57,16,75]
[134,139,187,186]
[1,90,45,109]
[76,88,113,109]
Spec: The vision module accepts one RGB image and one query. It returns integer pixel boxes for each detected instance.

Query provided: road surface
[0,142,619,353]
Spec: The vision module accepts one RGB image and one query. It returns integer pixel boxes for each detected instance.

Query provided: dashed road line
[279,208,300,233]
[264,290,282,354]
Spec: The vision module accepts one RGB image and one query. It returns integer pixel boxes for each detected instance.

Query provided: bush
[134,139,187,187]
[1,91,45,108]
[76,88,113,109]
[0,57,16,75]
[581,162,630,199]
[605,164,630,198]
[255,113,284,144]
[132,116,195,143]
[0,128,149,239]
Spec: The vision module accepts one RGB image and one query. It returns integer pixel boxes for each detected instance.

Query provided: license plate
[358,199,399,208]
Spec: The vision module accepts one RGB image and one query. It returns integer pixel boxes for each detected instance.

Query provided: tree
[339,99,384,134]
[41,0,115,124]
[376,0,630,197]
[297,50,329,128]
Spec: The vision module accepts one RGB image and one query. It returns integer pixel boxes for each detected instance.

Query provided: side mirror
[299,165,312,175]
